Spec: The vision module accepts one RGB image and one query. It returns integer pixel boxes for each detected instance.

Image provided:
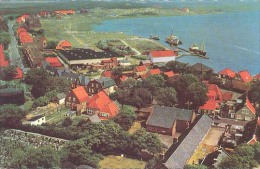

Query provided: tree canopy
[0,65,17,81]
[0,104,26,127]
[113,105,137,130]
[155,87,177,107]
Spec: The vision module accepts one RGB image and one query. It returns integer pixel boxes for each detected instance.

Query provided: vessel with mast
[165,27,182,46]
[189,42,207,57]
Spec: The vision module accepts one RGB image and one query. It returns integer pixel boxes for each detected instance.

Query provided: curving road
[7,20,25,69]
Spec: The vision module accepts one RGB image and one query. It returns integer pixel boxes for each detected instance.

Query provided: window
[73,98,76,102]
[68,97,71,101]
[92,83,94,87]
[96,84,99,88]
[100,113,109,117]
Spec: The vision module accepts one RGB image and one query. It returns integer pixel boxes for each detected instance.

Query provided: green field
[99,155,146,169]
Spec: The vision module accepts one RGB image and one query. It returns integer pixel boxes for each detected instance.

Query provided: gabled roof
[16,14,30,23]
[45,57,63,67]
[0,44,9,67]
[199,100,220,111]
[56,40,72,50]
[146,105,194,129]
[71,86,89,103]
[238,70,252,83]
[218,68,236,78]
[96,77,116,88]
[162,114,213,169]
[254,73,260,81]
[207,84,223,101]
[87,90,118,119]
[135,65,147,72]
[17,27,27,35]
[164,71,175,78]
[120,75,128,82]
[13,67,23,79]
[149,68,161,75]
[247,135,258,145]
[150,50,177,58]
[102,70,112,78]
[78,75,90,86]
[61,72,79,80]
[222,92,233,101]
[245,97,256,114]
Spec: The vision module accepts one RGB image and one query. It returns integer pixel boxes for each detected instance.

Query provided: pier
[175,46,209,59]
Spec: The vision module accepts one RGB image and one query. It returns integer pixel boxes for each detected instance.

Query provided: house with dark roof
[201,148,229,168]
[148,50,177,63]
[65,86,89,113]
[58,48,123,67]
[23,114,46,126]
[61,72,80,88]
[146,105,196,136]
[78,75,90,88]
[235,97,256,121]
[87,77,116,95]
[85,90,119,120]
[157,113,213,169]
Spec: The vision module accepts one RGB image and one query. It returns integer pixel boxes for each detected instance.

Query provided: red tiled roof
[0,44,9,67]
[207,84,223,101]
[101,59,113,63]
[254,73,260,80]
[55,10,75,15]
[222,92,233,101]
[45,57,63,67]
[102,70,112,78]
[245,97,256,114]
[199,100,220,111]
[164,71,175,77]
[72,86,89,103]
[247,135,258,145]
[17,27,27,35]
[87,90,118,120]
[257,117,260,126]
[238,70,252,83]
[56,40,72,50]
[16,14,30,23]
[120,75,128,82]
[135,65,147,72]
[150,50,177,58]
[14,67,23,79]
[218,68,236,78]
[149,68,161,75]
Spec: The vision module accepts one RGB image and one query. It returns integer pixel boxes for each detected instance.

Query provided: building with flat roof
[58,48,123,67]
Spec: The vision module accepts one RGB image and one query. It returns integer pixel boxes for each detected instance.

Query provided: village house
[24,16,42,31]
[100,57,118,69]
[37,11,51,18]
[65,86,89,113]
[52,92,66,105]
[141,68,161,79]
[0,44,9,67]
[146,105,196,136]
[78,75,90,88]
[218,68,236,84]
[23,115,46,126]
[85,90,119,120]
[119,59,131,67]
[148,50,177,63]
[56,40,72,50]
[253,73,260,82]
[101,70,113,78]
[87,77,116,95]
[232,70,252,91]
[157,113,213,169]
[45,57,63,67]
[54,10,76,15]
[16,14,30,24]
[164,71,175,78]
[139,60,152,67]
[234,97,256,121]
[134,65,148,76]
[60,71,81,88]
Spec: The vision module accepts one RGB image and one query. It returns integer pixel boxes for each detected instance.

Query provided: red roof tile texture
[102,70,112,78]
[149,68,161,75]
[207,84,223,101]
[245,97,256,114]
[238,70,252,83]
[56,40,72,50]
[218,68,236,78]
[164,71,175,77]
[199,100,220,111]
[150,50,177,58]
[135,65,147,72]
[0,44,9,67]
[72,86,89,103]
[14,67,23,79]
[87,90,118,120]
[45,57,63,67]
[16,14,30,23]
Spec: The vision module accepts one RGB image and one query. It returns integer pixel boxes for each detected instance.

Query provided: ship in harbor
[165,27,182,46]
[189,42,207,57]
[149,34,160,40]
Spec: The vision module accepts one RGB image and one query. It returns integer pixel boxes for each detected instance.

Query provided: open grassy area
[129,121,142,134]
[99,155,146,169]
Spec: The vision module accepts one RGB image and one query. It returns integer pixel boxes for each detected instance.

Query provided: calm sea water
[93,11,260,75]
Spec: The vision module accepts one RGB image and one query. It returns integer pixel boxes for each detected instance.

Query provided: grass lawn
[129,121,142,134]
[99,155,146,169]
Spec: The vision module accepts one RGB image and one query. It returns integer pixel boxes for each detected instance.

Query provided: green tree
[0,104,26,127]
[113,105,137,130]
[0,32,11,48]
[130,88,152,109]
[166,60,188,73]
[183,164,208,169]
[131,128,164,155]
[155,87,177,107]
[0,65,17,81]
[62,117,73,127]
[142,74,164,95]
[188,82,208,110]
[249,81,260,104]
[10,146,60,169]
[45,41,58,49]
[61,139,102,168]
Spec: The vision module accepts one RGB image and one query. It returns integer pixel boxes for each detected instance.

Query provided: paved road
[7,20,25,69]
